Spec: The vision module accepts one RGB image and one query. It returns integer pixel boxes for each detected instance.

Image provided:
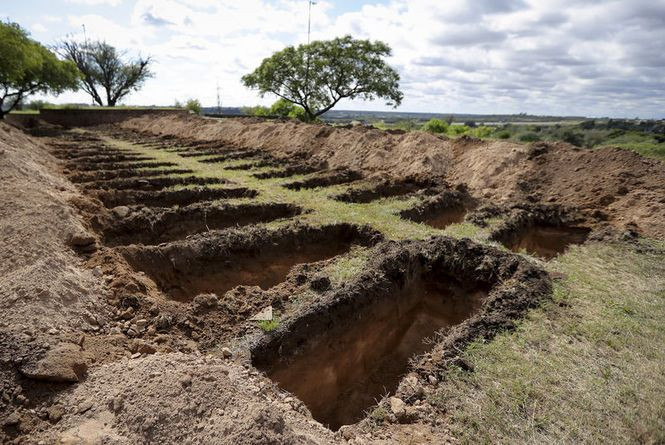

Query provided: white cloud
[65,0,124,6]
[31,23,47,33]
[43,0,665,117]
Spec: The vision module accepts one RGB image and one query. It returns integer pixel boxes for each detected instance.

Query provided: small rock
[339,425,354,440]
[20,343,87,383]
[130,352,141,359]
[221,347,233,359]
[428,375,438,385]
[249,306,273,321]
[47,405,64,422]
[135,319,149,330]
[112,206,131,218]
[77,400,93,414]
[3,411,20,426]
[67,231,95,247]
[192,293,218,312]
[119,307,135,320]
[389,397,406,418]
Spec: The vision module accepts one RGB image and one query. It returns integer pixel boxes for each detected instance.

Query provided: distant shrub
[519,132,541,142]
[562,130,584,147]
[584,130,605,148]
[448,124,470,135]
[470,126,492,138]
[422,118,449,134]
[242,105,270,116]
[185,98,201,115]
[464,121,477,128]
[496,130,511,139]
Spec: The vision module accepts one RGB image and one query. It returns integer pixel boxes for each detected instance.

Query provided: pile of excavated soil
[120,115,665,239]
[0,122,112,339]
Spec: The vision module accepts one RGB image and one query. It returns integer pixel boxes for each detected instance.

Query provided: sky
[2,0,665,118]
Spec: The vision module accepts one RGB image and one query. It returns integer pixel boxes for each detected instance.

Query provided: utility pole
[307,0,316,44]
[216,80,222,114]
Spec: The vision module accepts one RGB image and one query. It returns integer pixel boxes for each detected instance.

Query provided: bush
[422,118,449,134]
[448,124,470,135]
[185,98,201,115]
[519,132,541,142]
[561,130,584,147]
[470,126,492,138]
[496,130,512,139]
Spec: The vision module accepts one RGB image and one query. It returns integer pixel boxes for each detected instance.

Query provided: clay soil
[1,115,664,445]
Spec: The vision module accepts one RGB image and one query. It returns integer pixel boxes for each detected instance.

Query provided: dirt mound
[120,115,665,238]
[0,122,112,336]
[31,353,336,445]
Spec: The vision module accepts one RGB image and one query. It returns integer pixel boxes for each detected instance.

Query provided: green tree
[242,35,403,122]
[58,39,153,106]
[185,98,201,115]
[422,118,449,134]
[0,21,79,119]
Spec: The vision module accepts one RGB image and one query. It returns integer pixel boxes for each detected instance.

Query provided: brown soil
[100,202,302,246]
[119,223,380,301]
[120,115,665,238]
[82,175,228,191]
[334,178,437,203]
[284,169,363,190]
[489,204,593,259]
[254,164,324,179]
[69,168,194,183]
[69,160,177,171]
[92,186,256,208]
[399,186,474,229]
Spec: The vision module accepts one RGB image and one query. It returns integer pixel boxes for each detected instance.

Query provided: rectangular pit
[93,186,257,208]
[261,272,487,430]
[120,224,379,301]
[498,224,590,259]
[251,237,551,432]
[102,202,301,246]
[400,188,473,229]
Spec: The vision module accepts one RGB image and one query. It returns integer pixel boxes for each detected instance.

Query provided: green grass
[8,109,39,115]
[433,240,665,444]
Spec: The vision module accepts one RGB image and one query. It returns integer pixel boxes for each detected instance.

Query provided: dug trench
[333,178,438,203]
[489,204,593,259]
[251,237,551,431]
[68,168,194,183]
[119,223,381,302]
[83,175,229,191]
[400,185,475,229]
[99,202,303,246]
[92,186,257,208]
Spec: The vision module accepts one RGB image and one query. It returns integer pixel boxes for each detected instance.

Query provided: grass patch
[435,240,665,444]
[257,318,280,332]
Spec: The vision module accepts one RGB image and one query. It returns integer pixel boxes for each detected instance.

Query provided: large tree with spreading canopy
[58,39,153,107]
[242,35,403,122]
[0,21,79,119]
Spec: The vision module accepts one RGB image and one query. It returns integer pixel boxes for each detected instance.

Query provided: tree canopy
[0,21,79,118]
[58,39,153,107]
[242,35,403,122]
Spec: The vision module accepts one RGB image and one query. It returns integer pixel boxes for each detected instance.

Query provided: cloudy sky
[3,0,665,117]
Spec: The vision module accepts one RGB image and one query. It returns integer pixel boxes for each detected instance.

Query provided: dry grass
[432,240,665,444]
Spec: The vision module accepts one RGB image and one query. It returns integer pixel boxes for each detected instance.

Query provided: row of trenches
[48,128,593,432]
